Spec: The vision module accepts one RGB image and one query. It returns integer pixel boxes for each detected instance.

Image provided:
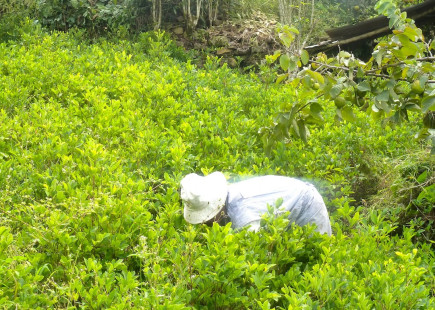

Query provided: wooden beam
[306,0,435,53]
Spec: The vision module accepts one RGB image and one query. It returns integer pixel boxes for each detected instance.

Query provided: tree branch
[308,60,435,83]
[365,57,435,74]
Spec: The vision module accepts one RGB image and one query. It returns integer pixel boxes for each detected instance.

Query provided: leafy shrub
[0,26,433,308]
[35,0,134,35]
[368,152,435,245]
[0,0,38,42]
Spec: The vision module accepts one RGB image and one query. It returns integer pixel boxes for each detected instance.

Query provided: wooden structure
[306,0,435,54]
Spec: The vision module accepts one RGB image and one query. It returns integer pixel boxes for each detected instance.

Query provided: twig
[309,60,350,72]
[296,93,323,114]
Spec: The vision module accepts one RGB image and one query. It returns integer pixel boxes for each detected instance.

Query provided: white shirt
[226,176,332,235]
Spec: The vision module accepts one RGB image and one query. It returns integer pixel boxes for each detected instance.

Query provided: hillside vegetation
[0,24,434,308]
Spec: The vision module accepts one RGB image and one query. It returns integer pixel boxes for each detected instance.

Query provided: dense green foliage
[0,24,434,308]
[36,0,134,34]
[269,0,435,156]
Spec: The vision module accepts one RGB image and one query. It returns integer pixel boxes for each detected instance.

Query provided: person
[180,172,332,235]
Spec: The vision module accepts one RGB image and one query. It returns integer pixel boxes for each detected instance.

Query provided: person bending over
[180,172,332,235]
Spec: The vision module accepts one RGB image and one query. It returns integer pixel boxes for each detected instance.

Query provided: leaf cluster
[268,0,435,154]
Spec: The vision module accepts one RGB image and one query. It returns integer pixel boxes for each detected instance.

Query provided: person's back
[227,176,332,235]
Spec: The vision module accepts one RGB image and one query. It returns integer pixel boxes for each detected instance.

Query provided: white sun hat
[180,172,228,224]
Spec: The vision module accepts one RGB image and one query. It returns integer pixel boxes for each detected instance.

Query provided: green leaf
[288,26,299,34]
[302,75,313,88]
[289,56,299,71]
[419,75,428,88]
[280,54,290,71]
[280,32,294,48]
[389,14,400,29]
[297,119,308,143]
[392,41,419,59]
[376,0,393,15]
[403,26,421,41]
[310,102,324,121]
[417,183,435,201]
[422,96,435,113]
[375,100,392,113]
[341,106,356,122]
[291,119,299,137]
[357,81,371,92]
[338,51,351,58]
[401,67,409,79]
[414,127,430,140]
[417,170,428,183]
[376,90,389,102]
[329,85,342,99]
[422,62,435,74]
[276,73,288,84]
[306,69,324,84]
[373,50,384,66]
[310,102,323,114]
[301,50,309,65]
[405,103,420,112]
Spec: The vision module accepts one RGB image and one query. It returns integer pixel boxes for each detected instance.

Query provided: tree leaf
[276,73,288,84]
[422,96,435,113]
[306,69,324,84]
[373,50,384,66]
[280,54,290,71]
[341,106,356,122]
[310,102,323,114]
[302,75,313,88]
[389,14,400,29]
[403,25,422,41]
[376,90,389,102]
[376,0,393,15]
[329,85,342,99]
[405,103,421,112]
[310,102,324,121]
[301,50,309,65]
[357,81,371,92]
[291,119,299,137]
[279,29,296,48]
[297,119,308,143]
[289,56,299,71]
[288,26,299,34]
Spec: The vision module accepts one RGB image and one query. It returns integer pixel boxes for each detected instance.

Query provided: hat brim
[183,199,226,224]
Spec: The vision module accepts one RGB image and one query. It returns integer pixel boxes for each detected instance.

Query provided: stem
[296,94,323,114]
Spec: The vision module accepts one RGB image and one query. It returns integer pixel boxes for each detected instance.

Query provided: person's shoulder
[229,175,312,193]
[254,175,308,184]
